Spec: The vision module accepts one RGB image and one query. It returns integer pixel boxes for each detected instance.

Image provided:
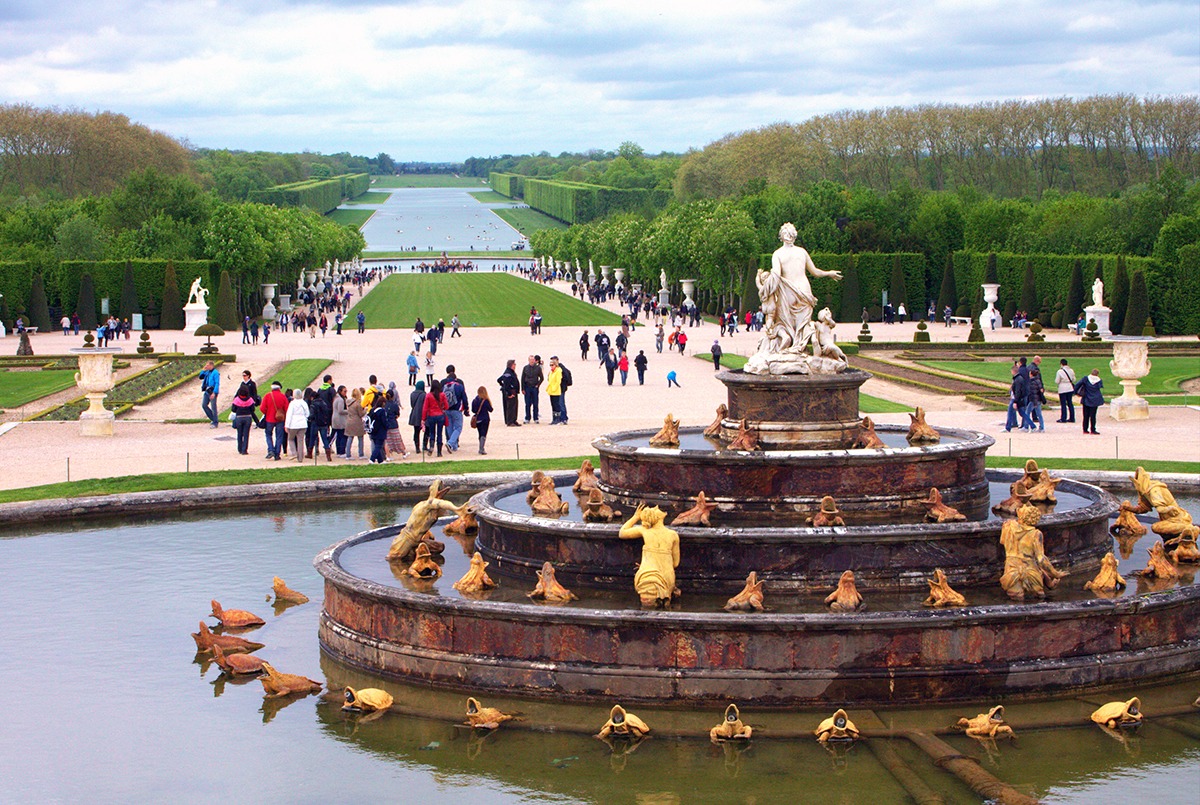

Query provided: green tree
[985,251,999,284]
[1111,255,1130,336]
[936,253,957,321]
[76,273,98,329]
[839,257,862,322]
[27,273,51,331]
[160,261,184,330]
[1123,270,1149,337]
[119,261,140,320]
[213,270,238,330]
[1065,259,1084,327]
[1019,258,1037,316]
[54,213,107,260]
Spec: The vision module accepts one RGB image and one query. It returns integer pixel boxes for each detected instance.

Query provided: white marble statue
[1092,278,1105,308]
[187,277,209,307]
[660,269,668,291]
[744,223,843,376]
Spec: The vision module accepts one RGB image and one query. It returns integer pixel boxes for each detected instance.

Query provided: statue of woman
[1091,277,1104,308]
[618,504,680,607]
[999,504,1065,600]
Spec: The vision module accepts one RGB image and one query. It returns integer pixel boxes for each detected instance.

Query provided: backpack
[560,364,573,389]
[443,380,462,411]
[363,413,374,434]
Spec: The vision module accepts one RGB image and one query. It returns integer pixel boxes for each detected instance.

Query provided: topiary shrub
[160,262,184,330]
[913,320,931,343]
[1142,317,1157,337]
[213,270,238,330]
[967,319,985,343]
[1026,321,1045,342]
[858,321,873,343]
[28,273,51,331]
[1051,310,1063,328]
[76,273,98,330]
[195,322,224,354]
[1081,319,1102,342]
[1122,270,1149,337]
[119,261,140,321]
[136,332,154,355]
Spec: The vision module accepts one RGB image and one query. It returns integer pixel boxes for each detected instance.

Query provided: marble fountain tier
[317,368,1200,707]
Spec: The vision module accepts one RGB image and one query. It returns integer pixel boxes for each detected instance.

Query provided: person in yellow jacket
[546,357,564,424]
[361,374,380,409]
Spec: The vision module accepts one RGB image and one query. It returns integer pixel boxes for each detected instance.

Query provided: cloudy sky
[1,0,1196,161]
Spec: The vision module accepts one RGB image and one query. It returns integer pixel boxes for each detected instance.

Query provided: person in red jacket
[259,381,289,460]
[421,379,450,457]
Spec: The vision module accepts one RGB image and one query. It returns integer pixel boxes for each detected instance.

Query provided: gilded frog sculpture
[452,551,497,593]
[825,569,864,612]
[271,577,309,605]
[596,704,650,739]
[343,686,394,713]
[814,709,859,742]
[465,696,515,730]
[724,571,765,612]
[923,568,967,607]
[710,703,753,743]
[955,705,1015,739]
[1091,697,1143,729]
[258,662,323,698]
[918,487,966,523]
[906,407,940,445]
[671,490,718,527]
[572,459,601,494]
[527,561,578,603]
[854,415,886,449]
[807,496,845,527]
[703,404,728,439]
[1085,552,1127,593]
[648,414,681,447]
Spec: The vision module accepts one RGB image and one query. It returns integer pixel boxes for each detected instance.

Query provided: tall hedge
[1019,258,1037,315]
[213,270,238,330]
[1065,259,1084,326]
[985,252,999,284]
[119,261,140,321]
[524,178,670,224]
[888,255,907,307]
[28,273,51,331]
[160,262,184,330]
[489,172,524,198]
[1123,270,1149,337]
[936,254,957,320]
[1110,256,1130,336]
[839,257,862,321]
[76,273,98,329]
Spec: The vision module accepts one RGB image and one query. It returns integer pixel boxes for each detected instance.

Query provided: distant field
[493,206,569,236]
[371,175,486,188]
[0,368,77,408]
[349,273,622,329]
[326,209,375,229]
[918,356,1200,396]
[344,191,392,204]
[468,190,514,203]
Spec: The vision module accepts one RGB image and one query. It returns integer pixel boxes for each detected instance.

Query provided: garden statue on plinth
[1084,276,1112,336]
[183,277,210,331]
[744,222,844,375]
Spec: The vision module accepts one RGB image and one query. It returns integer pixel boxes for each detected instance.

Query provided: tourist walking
[451,314,461,338]
[1028,365,1046,432]
[409,380,427,452]
[710,339,722,370]
[284,389,310,462]
[442,366,468,452]
[471,386,493,454]
[421,379,449,457]
[407,350,419,386]
[357,311,365,333]
[579,330,590,361]
[259,380,289,460]
[1075,369,1105,435]
[603,349,618,386]
[521,355,543,423]
[199,361,220,428]
[366,397,389,463]
[655,325,664,354]
[230,383,257,455]
[1055,359,1077,423]
[344,387,366,459]
[634,350,647,385]
[498,360,521,426]
[424,351,436,387]
[618,352,629,386]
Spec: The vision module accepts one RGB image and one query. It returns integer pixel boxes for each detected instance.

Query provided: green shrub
[160,262,185,330]
[119,261,140,320]
[28,273,51,331]
[1142,317,1157,337]
[1019,258,1037,315]
[1082,319,1102,342]
[1111,255,1130,335]
[1027,321,1045,342]
[913,319,931,342]
[839,258,862,322]
[1065,259,1084,326]
[489,172,524,198]
[1123,270,1149,337]
[936,254,957,322]
[213,270,238,330]
[858,321,873,342]
[77,273,98,329]
[967,319,985,343]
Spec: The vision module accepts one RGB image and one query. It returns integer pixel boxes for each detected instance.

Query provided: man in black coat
[497,359,521,426]
[521,355,543,424]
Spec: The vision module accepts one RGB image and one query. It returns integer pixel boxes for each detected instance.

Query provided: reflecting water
[0,501,1196,803]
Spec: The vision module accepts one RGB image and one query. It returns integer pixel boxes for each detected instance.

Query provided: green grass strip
[370,175,486,188]
[326,209,375,229]
[0,455,594,504]
[343,191,393,204]
[0,369,78,408]
[492,207,569,236]
[349,273,622,329]
[218,358,333,419]
[918,356,1200,396]
[984,456,1199,475]
[468,190,516,203]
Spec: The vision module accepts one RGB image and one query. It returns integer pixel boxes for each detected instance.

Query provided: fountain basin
[316,529,1200,706]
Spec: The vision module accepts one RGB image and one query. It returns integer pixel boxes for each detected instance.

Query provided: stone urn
[71,346,122,436]
[980,283,1001,328]
[305,270,318,286]
[261,283,278,320]
[1109,337,1153,420]
[681,278,697,310]
[614,267,626,291]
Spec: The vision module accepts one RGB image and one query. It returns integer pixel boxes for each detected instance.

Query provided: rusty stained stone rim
[314,522,1180,633]
[470,469,1118,543]
[716,367,874,389]
[592,424,994,465]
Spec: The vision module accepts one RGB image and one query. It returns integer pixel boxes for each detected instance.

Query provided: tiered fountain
[317,228,1199,706]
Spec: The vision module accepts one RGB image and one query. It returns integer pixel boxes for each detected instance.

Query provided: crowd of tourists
[1005,355,1106,435]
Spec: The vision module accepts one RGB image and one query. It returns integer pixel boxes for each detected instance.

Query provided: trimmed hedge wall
[489,172,524,198]
[524,179,671,224]
[248,173,369,214]
[755,252,927,321]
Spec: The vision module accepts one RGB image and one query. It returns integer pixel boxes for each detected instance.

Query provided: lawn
[0,369,78,408]
[704,353,910,413]
[492,207,569,236]
[371,175,486,188]
[468,190,515,203]
[209,358,333,421]
[326,209,375,229]
[349,273,623,329]
[918,356,1200,396]
[343,191,393,204]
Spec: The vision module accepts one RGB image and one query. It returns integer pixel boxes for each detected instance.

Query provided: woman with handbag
[470,386,493,455]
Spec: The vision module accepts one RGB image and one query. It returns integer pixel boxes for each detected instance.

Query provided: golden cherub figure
[619,504,681,607]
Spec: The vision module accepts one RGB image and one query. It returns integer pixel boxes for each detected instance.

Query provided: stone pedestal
[1084,305,1112,337]
[1109,337,1152,421]
[183,303,209,331]
[718,368,871,449]
[278,294,292,313]
[71,347,121,436]
[658,288,671,308]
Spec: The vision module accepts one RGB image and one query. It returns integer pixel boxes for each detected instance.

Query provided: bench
[948,316,971,326]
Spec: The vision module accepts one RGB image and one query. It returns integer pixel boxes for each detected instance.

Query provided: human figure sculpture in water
[387,480,462,561]
[999,504,1065,600]
[618,504,680,607]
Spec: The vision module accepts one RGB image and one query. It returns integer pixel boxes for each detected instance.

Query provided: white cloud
[0,0,1194,160]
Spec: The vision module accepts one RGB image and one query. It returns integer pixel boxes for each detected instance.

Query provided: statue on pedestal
[744,223,843,376]
[187,277,209,307]
[1092,277,1104,308]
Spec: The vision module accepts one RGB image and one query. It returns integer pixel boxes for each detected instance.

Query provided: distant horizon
[2,1,1196,162]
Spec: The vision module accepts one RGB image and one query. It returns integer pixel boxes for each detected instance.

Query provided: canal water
[354,187,527,253]
[0,500,1196,803]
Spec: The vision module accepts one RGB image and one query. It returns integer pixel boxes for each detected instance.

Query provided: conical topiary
[213,270,238,330]
[160,262,184,330]
[1142,316,1157,337]
[936,254,957,323]
[1081,319,1102,342]
[16,331,33,356]
[76,273,98,330]
[1122,270,1149,337]
[28,273,51,331]
[985,252,999,284]
[839,258,861,322]
[1111,256,1129,335]
[1019,258,1037,318]
[913,319,931,343]
[888,255,906,309]
[119,261,140,321]
[967,319,985,343]
[1065,259,1084,327]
